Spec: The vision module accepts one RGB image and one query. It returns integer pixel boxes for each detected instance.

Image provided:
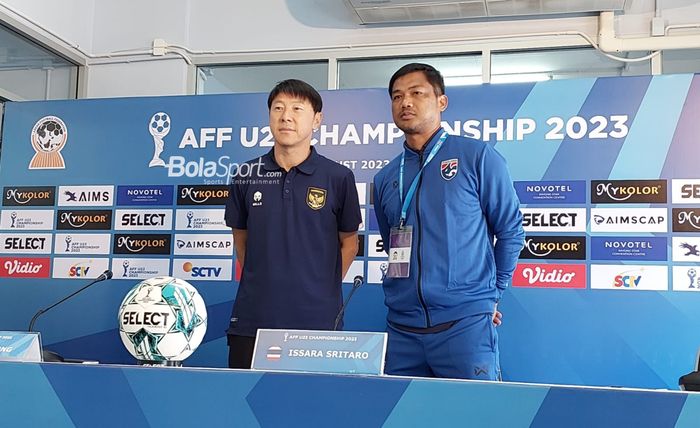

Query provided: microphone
[333,275,364,331]
[28,269,113,332]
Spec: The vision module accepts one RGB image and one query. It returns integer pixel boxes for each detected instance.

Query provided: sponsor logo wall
[3,75,700,389]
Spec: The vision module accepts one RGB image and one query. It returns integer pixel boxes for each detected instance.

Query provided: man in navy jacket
[373,63,524,380]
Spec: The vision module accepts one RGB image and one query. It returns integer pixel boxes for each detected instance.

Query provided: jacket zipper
[416,150,431,328]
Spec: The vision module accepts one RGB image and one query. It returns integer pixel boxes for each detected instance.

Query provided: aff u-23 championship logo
[148,112,170,167]
[29,116,67,169]
[440,159,458,181]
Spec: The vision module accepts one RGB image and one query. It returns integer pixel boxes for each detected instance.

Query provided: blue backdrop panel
[1,75,699,389]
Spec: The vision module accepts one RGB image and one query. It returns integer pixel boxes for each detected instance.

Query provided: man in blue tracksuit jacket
[373,63,524,380]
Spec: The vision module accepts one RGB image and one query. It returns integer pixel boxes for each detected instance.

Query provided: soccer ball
[35,118,66,152]
[118,276,207,362]
[149,112,171,138]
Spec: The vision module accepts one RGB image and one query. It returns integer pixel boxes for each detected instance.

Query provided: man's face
[269,93,322,148]
[391,71,447,136]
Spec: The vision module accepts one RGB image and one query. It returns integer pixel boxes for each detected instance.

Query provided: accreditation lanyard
[398,131,448,228]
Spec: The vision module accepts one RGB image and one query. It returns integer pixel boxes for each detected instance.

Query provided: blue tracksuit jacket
[373,129,524,328]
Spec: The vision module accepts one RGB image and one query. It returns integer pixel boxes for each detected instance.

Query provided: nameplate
[0,331,42,362]
[252,329,387,375]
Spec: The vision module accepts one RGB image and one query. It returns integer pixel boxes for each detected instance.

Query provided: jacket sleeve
[478,144,524,299]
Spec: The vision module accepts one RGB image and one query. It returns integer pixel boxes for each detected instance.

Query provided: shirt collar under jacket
[260,146,320,175]
[403,127,444,157]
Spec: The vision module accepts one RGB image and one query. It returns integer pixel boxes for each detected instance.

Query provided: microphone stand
[334,276,364,331]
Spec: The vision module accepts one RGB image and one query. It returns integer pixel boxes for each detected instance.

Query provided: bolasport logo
[512,263,586,289]
[113,234,172,255]
[519,236,586,260]
[177,185,230,205]
[3,186,55,207]
[57,210,112,230]
[591,180,666,203]
[673,208,700,232]
[0,257,50,278]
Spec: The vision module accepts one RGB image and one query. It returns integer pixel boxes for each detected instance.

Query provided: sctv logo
[182,261,221,278]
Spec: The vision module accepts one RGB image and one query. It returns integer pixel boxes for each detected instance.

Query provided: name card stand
[0,331,42,362]
[252,329,387,376]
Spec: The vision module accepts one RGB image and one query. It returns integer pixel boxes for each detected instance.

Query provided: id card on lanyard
[388,131,448,278]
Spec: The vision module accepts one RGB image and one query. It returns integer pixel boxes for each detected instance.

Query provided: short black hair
[389,63,445,97]
[267,79,323,113]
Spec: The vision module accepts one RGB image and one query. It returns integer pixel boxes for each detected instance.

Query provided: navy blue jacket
[373,129,524,328]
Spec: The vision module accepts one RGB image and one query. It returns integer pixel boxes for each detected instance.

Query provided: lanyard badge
[388,131,448,279]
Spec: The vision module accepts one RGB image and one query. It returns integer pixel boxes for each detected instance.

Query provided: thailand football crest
[440,159,458,181]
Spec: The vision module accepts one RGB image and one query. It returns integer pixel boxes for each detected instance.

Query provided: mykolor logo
[0,257,50,278]
[113,234,171,254]
[57,210,112,230]
[513,263,586,289]
[591,180,666,203]
[520,236,586,260]
[673,208,700,232]
[177,185,230,205]
[2,186,55,206]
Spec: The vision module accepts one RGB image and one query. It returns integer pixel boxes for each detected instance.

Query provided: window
[197,61,328,94]
[0,24,77,100]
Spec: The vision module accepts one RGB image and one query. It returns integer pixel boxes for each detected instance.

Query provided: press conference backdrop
[0,74,699,389]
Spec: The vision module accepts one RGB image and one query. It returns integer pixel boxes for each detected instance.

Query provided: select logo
[57,210,112,230]
[672,208,700,232]
[0,256,50,278]
[513,263,586,289]
[520,208,586,232]
[519,236,586,260]
[115,209,173,231]
[367,234,386,258]
[177,185,230,205]
[591,180,666,203]
[672,179,700,204]
[3,186,55,206]
[590,264,668,291]
[0,233,52,254]
[590,237,667,261]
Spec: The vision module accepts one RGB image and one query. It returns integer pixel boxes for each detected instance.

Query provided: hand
[492,307,502,327]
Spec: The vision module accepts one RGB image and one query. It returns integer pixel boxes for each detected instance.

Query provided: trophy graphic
[64,236,72,252]
[148,112,170,167]
[10,212,17,228]
[29,116,68,169]
[186,211,194,228]
[122,260,130,277]
[379,262,388,281]
[688,268,697,289]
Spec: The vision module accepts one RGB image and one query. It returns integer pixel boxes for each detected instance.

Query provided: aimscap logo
[513,180,586,204]
[513,263,586,289]
[590,208,667,233]
[58,185,114,207]
[173,259,232,281]
[590,265,667,291]
[173,233,233,256]
[591,180,666,203]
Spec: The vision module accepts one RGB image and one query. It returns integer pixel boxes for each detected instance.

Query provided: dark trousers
[227,334,256,369]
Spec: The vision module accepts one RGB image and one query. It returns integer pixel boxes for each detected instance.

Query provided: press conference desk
[1,361,698,428]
